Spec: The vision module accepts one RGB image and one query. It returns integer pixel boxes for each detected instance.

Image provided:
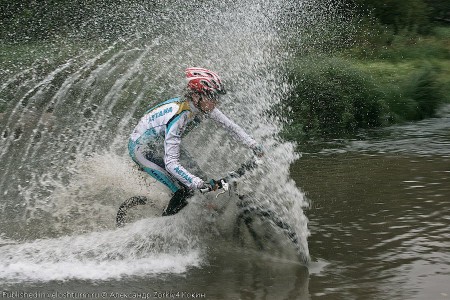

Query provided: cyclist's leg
[129,140,191,215]
[162,187,192,216]
[129,140,180,193]
[161,148,206,215]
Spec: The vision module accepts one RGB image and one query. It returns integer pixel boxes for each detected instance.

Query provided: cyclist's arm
[164,112,205,189]
[209,108,258,149]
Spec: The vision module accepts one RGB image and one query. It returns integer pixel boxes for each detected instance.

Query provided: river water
[293,106,450,300]
[1,0,449,299]
[1,106,449,300]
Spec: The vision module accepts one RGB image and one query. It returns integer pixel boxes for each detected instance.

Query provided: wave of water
[0,0,352,282]
[0,214,204,282]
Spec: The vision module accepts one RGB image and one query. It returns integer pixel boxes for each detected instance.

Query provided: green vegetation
[283,0,450,142]
[0,0,164,42]
[1,0,449,141]
[283,57,386,140]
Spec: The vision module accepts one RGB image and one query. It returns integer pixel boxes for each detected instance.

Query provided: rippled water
[293,105,450,299]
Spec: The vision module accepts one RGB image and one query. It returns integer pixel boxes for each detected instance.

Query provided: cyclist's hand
[199,179,228,193]
[199,181,213,193]
[252,144,264,158]
[208,179,222,191]
[199,180,219,192]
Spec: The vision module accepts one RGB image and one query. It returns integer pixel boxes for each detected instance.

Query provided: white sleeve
[164,112,205,189]
[209,108,257,149]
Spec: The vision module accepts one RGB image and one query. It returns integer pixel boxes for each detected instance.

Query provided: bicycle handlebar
[199,179,229,194]
[199,157,261,194]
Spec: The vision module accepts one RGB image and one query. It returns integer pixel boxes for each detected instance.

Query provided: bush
[361,62,445,122]
[398,64,443,120]
[349,0,431,34]
[281,57,446,142]
[282,57,386,140]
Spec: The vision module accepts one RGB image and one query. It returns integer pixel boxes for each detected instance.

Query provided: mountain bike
[115,158,307,261]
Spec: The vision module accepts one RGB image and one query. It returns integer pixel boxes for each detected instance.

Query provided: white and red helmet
[185,67,226,96]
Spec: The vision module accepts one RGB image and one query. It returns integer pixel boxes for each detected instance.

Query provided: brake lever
[215,179,229,198]
[201,156,261,196]
[200,179,229,196]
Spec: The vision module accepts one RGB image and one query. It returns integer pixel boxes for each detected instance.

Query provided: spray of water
[0,0,350,282]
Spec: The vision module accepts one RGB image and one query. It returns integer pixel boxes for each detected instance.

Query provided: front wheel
[234,199,308,262]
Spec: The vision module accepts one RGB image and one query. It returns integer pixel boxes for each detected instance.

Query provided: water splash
[0,215,203,282]
[0,0,355,281]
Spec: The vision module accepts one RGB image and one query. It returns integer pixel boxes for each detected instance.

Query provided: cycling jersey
[129,97,257,191]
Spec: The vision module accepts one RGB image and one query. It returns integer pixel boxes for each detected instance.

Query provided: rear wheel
[116,196,148,227]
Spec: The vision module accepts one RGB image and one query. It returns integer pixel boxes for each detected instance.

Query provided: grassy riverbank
[283,26,450,141]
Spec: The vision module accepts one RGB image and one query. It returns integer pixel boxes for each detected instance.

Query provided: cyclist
[128,67,263,216]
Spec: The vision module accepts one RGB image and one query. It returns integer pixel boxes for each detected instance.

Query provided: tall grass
[283,50,447,141]
[283,57,386,140]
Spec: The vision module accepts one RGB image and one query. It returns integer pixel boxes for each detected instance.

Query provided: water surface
[294,107,450,299]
